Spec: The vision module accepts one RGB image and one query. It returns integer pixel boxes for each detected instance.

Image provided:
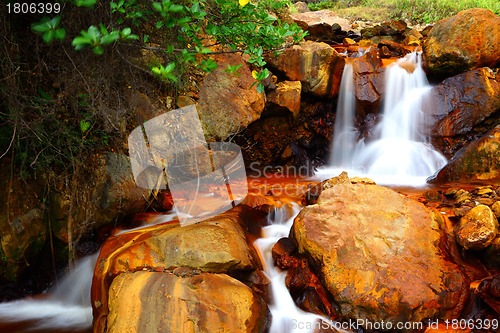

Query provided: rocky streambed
[86,174,500,332]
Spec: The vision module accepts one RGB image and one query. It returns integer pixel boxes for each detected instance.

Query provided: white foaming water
[0,253,97,331]
[254,203,333,333]
[318,52,447,186]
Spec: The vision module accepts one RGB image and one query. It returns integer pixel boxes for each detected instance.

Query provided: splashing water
[317,52,447,186]
[254,203,335,333]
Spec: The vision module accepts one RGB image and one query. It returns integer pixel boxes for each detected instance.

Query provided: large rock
[291,10,351,40]
[267,81,302,117]
[107,271,269,333]
[0,209,46,281]
[91,205,263,332]
[197,53,266,140]
[429,68,500,137]
[455,205,498,251]
[351,49,384,114]
[267,41,345,98]
[429,125,500,183]
[50,153,151,243]
[291,177,470,324]
[423,8,500,80]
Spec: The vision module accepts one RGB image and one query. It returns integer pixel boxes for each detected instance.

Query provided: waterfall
[330,62,357,168]
[254,203,334,333]
[318,52,447,185]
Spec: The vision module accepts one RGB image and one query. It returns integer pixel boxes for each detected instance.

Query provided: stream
[0,52,478,332]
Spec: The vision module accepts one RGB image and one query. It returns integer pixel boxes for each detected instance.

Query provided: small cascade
[0,254,97,332]
[330,62,357,168]
[253,203,328,333]
[318,52,447,185]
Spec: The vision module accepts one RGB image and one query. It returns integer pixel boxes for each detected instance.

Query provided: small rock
[349,177,376,185]
[358,39,373,47]
[477,197,495,206]
[343,37,356,45]
[455,205,499,250]
[443,188,459,198]
[176,95,195,108]
[455,190,471,204]
[294,1,310,13]
[381,20,407,35]
[379,45,391,58]
[474,275,500,314]
[272,237,298,269]
[403,35,420,46]
[420,25,433,37]
[378,40,411,57]
[173,267,199,277]
[453,206,472,218]
[281,144,293,161]
[492,201,500,218]
[424,190,442,202]
[361,25,382,38]
[475,186,494,196]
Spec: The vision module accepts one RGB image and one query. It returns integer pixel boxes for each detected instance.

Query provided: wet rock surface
[429,125,500,183]
[267,41,345,98]
[91,205,265,332]
[267,80,302,117]
[423,8,500,80]
[291,175,470,323]
[107,271,269,333]
[455,205,499,250]
[291,10,351,41]
[197,53,266,140]
[429,67,500,137]
[474,275,500,315]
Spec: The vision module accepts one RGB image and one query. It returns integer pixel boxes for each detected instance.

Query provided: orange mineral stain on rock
[106,271,269,333]
[291,176,470,323]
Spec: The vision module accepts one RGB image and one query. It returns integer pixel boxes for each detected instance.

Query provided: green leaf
[72,36,92,46]
[165,62,175,72]
[121,27,131,37]
[143,35,150,42]
[80,120,90,132]
[43,30,55,43]
[31,22,50,33]
[87,26,101,42]
[256,82,264,94]
[191,2,200,13]
[92,46,104,55]
[126,34,140,40]
[169,4,184,12]
[76,0,97,7]
[152,2,162,11]
[101,31,119,44]
[49,16,61,29]
[151,66,162,75]
[54,28,66,41]
[99,24,109,36]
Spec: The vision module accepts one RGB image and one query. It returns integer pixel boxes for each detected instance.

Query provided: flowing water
[317,52,447,185]
[0,52,452,332]
[0,254,96,332]
[253,203,333,333]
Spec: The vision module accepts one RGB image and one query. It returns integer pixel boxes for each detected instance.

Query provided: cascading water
[318,52,447,185]
[0,254,96,332]
[253,203,333,333]
[330,62,357,168]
